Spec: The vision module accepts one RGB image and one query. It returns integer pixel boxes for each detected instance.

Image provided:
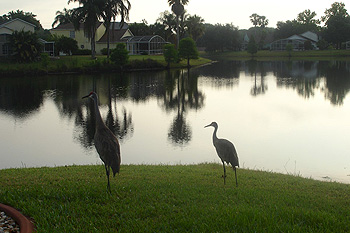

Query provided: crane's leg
[105,165,111,193]
[233,166,238,187]
[222,162,226,185]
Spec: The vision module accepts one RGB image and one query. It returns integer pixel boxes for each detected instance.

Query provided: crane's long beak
[204,124,211,128]
[82,94,90,99]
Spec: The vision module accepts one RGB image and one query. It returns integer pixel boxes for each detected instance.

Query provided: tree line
[1,1,350,61]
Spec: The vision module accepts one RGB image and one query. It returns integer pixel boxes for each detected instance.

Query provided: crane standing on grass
[83,91,121,193]
[205,122,239,186]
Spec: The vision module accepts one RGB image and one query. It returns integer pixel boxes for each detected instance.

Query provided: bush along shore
[0,55,212,77]
[0,164,349,232]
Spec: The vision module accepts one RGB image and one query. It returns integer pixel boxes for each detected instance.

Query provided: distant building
[0,18,36,57]
[51,22,133,54]
[0,18,54,57]
[346,41,350,50]
[270,31,319,51]
[122,35,168,55]
[51,22,168,55]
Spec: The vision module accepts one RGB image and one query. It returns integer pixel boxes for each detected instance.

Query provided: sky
[1,0,343,30]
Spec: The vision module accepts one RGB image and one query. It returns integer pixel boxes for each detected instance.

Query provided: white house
[270,31,319,51]
[0,18,36,56]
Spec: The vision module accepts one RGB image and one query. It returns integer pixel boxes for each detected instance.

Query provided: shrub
[178,37,199,67]
[247,36,258,57]
[286,44,293,57]
[163,44,178,68]
[73,49,92,55]
[101,48,108,55]
[110,43,129,67]
[125,59,163,70]
[10,30,42,63]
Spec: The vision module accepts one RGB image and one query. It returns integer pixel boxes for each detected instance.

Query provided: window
[70,31,75,39]
[2,44,9,55]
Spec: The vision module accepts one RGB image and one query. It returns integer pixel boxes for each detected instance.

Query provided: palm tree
[167,0,189,47]
[101,0,131,58]
[185,14,204,43]
[52,8,74,28]
[69,0,105,59]
[156,11,176,42]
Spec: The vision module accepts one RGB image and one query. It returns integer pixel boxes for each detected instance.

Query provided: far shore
[1,50,350,77]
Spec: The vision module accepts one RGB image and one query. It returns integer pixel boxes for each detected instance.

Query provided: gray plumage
[205,122,239,186]
[83,91,121,192]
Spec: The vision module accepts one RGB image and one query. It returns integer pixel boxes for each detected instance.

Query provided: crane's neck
[93,99,104,129]
[212,126,218,144]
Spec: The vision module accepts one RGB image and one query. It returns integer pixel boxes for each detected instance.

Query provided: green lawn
[0,54,211,76]
[0,164,349,232]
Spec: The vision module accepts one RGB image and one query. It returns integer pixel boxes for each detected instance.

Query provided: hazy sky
[1,0,342,29]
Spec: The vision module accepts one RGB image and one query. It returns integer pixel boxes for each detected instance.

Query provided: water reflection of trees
[247,60,268,96]
[274,61,320,99]
[319,61,350,105]
[194,60,240,89]
[161,69,205,146]
[1,60,350,152]
[0,77,46,118]
[272,60,350,104]
[77,75,134,148]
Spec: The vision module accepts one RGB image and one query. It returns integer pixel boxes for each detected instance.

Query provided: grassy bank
[0,55,212,77]
[0,164,349,232]
[205,49,350,61]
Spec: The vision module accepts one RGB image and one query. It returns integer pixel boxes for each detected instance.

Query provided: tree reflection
[275,61,320,99]
[76,75,134,148]
[0,77,45,118]
[163,69,205,146]
[320,61,350,105]
[248,60,268,96]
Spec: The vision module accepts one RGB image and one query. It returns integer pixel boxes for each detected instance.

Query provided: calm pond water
[1,60,350,183]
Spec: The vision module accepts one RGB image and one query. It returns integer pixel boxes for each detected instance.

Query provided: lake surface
[1,60,350,183]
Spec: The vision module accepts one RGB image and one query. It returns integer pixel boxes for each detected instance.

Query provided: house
[0,18,36,56]
[122,35,168,55]
[0,18,54,57]
[270,31,319,51]
[346,41,350,50]
[50,22,169,55]
[50,22,133,54]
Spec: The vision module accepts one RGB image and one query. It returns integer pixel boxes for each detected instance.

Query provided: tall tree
[297,9,319,25]
[321,2,349,23]
[52,8,74,28]
[69,0,105,59]
[168,0,189,47]
[156,11,176,43]
[101,0,131,58]
[185,14,204,42]
[250,13,260,27]
[321,2,350,48]
[258,16,269,28]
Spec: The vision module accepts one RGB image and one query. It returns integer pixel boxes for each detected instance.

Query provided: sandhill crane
[82,91,121,193]
[205,122,239,186]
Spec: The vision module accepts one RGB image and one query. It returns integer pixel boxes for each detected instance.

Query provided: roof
[97,28,130,43]
[286,35,306,41]
[300,31,318,42]
[109,22,129,30]
[52,22,103,30]
[0,18,36,29]
[52,21,128,30]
